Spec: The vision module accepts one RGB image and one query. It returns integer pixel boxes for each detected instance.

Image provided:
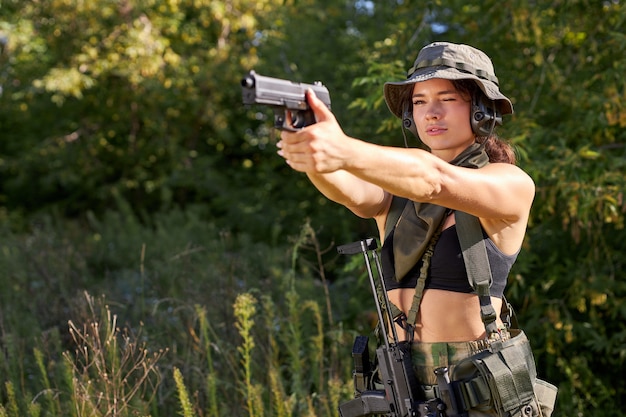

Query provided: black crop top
[382,225,517,298]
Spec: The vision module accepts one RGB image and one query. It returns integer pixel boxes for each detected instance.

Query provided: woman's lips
[426,125,446,135]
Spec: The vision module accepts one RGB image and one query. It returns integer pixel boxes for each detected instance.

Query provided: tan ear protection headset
[401,90,502,139]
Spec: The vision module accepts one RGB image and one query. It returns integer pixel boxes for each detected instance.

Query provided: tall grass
[234,292,259,417]
[173,367,194,417]
[63,292,167,416]
[0,210,364,416]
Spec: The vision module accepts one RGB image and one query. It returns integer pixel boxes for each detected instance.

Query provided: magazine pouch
[450,329,557,417]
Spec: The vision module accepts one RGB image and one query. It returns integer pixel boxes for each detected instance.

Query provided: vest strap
[455,211,500,336]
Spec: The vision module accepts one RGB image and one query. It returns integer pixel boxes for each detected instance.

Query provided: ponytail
[480,135,516,165]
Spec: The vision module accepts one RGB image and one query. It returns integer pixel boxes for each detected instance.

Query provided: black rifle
[337,238,455,417]
[241,70,331,131]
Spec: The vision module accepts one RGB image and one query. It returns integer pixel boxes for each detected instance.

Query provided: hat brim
[384,66,513,119]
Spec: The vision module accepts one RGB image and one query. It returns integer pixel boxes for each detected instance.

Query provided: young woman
[277,42,537,416]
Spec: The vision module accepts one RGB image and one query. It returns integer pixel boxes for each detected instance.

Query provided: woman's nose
[424,103,442,120]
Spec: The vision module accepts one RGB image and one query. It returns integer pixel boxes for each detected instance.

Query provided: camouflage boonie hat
[383,42,513,119]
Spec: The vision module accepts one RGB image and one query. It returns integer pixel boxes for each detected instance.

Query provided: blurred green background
[1,0,625,416]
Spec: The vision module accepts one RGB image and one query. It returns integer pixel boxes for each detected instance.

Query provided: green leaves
[2,1,626,414]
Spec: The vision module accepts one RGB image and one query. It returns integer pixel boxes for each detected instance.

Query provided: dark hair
[402,80,517,165]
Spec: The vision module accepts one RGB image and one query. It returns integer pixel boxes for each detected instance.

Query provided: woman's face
[411,78,475,161]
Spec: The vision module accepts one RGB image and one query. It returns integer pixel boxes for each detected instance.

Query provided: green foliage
[2,0,626,416]
[0,209,358,416]
[0,0,370,249]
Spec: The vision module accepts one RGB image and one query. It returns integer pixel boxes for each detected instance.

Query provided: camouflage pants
[412,332,511,416]
[411,337,497,385]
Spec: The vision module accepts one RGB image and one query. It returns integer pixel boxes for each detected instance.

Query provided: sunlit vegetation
[1,1,625,416]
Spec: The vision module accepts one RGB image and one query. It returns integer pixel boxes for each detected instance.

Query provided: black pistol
[241,70,331,131]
